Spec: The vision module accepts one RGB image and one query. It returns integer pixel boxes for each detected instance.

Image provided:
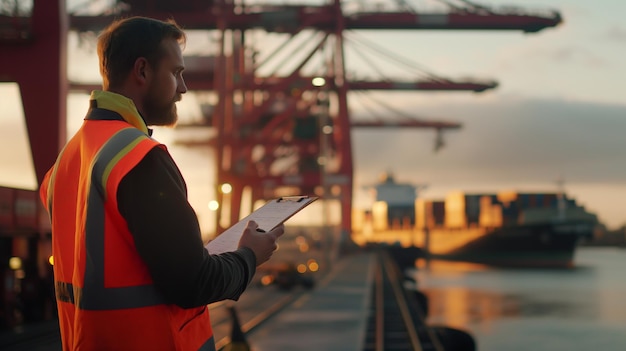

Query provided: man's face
[143,38,187,126]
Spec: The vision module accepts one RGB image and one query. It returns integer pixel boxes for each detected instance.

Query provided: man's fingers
[271,224,285,237]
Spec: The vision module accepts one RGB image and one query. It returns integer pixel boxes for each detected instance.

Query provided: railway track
[363,250,445,351]
[0,228,326,351]
[212,283,315,350]
[0,249,463,351]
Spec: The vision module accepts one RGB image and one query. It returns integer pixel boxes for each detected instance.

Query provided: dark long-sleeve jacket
[117,146,256,308]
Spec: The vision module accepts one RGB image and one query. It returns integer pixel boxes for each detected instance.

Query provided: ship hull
[423,221,593,268]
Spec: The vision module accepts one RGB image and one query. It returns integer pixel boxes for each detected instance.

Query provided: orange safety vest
[40,107,214,351]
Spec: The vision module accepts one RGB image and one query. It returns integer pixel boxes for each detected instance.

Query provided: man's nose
[178,75,188,94]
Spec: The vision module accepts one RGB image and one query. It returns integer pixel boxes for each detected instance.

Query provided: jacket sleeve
[117,147,257,308]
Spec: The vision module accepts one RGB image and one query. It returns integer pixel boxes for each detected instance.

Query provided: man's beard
[143,90,179,127]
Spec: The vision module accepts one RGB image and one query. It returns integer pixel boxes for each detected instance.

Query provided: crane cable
[254,31,317,74]
[351,89,433,125]
[344,30,452,83]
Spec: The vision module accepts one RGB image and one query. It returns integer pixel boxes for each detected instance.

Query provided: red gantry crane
[0,0,563,330]
[1,0,563,238]
[139,0,559,236]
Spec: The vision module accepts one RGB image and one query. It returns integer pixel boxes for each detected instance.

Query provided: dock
[247,252,373,351]
[0,249,473,351]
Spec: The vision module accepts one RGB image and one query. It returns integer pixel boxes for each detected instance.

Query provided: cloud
[352,96,626,228]
[520,45,609,68]
[606,25,626,42]
[352,97,626,186]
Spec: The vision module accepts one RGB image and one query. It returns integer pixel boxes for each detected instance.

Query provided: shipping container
[14,189,38,231]
[415,199,445,229]
[0,186,43,235]
[444,191,466,228]
[431,201,445,227]
[0,187,13,229]
[464,194,481,225]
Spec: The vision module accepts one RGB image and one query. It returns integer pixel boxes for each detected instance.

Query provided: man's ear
[133,57,150,84]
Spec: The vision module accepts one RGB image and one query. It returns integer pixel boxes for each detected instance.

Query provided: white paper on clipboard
[205,196,317,254]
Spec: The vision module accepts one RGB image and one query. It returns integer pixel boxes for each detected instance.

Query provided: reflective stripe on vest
[56,127,166,310]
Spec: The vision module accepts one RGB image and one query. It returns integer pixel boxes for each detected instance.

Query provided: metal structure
[0,0,565,332]
[0,0,67,183]
[1,0,562,237]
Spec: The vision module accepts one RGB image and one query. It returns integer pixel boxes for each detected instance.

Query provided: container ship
[353,173,599,268]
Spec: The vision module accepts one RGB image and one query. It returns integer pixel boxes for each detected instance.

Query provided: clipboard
[205,195,318,254]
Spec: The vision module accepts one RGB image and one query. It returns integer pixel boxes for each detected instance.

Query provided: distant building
[370,172,421,229]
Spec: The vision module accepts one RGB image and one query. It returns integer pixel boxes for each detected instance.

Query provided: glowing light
[220,183,232,194]
[312,77,325,87]
[208,200,219,211]
[297,264,307,273]
[48,256,54,266]
[9,257,21,270]
[260,275,274,286]
[308,261,319,272]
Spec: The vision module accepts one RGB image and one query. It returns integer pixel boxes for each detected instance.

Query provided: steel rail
[381,251,424,351]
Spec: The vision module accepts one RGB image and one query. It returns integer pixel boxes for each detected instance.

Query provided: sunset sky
[1,0,625,232]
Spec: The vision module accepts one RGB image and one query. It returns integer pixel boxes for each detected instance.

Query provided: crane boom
[351,120,461,129]
[69,5,561,34]
[69,70,497,93]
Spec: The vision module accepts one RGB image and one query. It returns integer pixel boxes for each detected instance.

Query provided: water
[411,247,626,351]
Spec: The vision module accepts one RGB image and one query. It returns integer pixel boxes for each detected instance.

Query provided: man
[39,16,284,351]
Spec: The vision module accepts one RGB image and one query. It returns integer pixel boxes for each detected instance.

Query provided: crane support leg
[0,0,68,184]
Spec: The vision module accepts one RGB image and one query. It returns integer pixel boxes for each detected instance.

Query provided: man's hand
[238,221,285,266]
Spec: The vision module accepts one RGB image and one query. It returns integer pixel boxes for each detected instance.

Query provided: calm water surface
[411,247,626,351]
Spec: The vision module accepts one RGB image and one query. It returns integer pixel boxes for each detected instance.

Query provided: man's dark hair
[97,16,186,89]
